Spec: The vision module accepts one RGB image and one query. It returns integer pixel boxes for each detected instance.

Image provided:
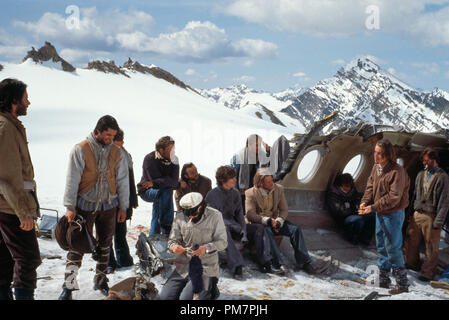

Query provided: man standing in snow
[59,115,129,300]
[137,136,179,236]
[404,148,449,281]
[0,78,41,300]
[107,128,138,274]
[359,139,410,295]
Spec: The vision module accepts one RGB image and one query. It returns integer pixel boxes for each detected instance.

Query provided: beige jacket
[0,112,39,221]
[245,183,289,224]
[168,206,227,278]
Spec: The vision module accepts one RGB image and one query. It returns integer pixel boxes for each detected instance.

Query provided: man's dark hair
[334,173,354,188]
[215,165,236,186]
[181,162,196,181]
[0,78,27,113]
[94,115,119,135]
[114,128,124,142]
[420,147,440,164]
[376,139,396,163]
[155,136,175,152]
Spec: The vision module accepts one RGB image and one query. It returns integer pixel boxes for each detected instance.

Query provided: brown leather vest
[77,139,121,195]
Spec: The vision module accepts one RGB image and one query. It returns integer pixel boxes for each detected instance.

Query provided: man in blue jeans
[137,136,179,235]
[359,139,411,295]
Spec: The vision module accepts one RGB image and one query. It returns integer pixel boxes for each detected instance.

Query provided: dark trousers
[63,207,116,290]
[108,220,134,269]
[224,228,245,274]
[0,213,41,290]
[265,220,311,268]
[343,212,376,244]
[158,269,212,300]
[246,223,272,266]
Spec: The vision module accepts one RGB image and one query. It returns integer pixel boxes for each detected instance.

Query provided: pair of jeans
[343,212,376,244]
[265,220,311,268]
[108,220,134,269]
[140,188,174,235]
[439,265,449,282]
[375,209,406,271]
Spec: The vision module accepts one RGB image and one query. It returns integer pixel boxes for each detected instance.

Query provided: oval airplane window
[297,149,321,183]
[397,158,404,166]
[343,154,364,180]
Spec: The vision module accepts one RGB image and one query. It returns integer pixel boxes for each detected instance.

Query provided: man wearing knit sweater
[404,148,449,281]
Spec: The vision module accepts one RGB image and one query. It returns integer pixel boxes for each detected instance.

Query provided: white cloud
[332,59,346,66]
[0,28,31,61]
[387,67,397,75]
[14,7,155,51]
[233,75,255,83]
[116,21,278,62]
[14,9,278,63]
[59,48,111,65]
[243,60,254,67]
[293,72,306,77]
[411,62,440,74]
[185,68,196,76]
[221,0,449,46]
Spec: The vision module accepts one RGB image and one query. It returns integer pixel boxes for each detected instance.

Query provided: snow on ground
[2,61,448,300]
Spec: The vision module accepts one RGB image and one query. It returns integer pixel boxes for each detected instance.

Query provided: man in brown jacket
[359,139,410,295]
[175,163,212,211]
[0,78,41,300]
[245,168,315,274]
[404,148,449,281]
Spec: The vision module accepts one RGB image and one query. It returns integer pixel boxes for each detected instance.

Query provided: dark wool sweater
[137,151,179,195]
[205,186,246,236]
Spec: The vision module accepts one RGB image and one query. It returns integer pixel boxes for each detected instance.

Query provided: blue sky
[1,0,449,92]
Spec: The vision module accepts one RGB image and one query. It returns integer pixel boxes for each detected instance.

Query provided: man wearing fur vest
[0,78,41,300]
[404,148,449,281]
[59,115,129,300]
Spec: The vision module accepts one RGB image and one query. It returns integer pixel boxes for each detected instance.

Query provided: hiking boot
[209,277,220,300]
[233,266,243,280]
[13,288,34,300]
[258,262,272,273]
[0,286,13,301]
[106,266,115,274]
[430,280,449,290]
[379,269,391,289]
[58,288,73,300]
[302,263,317,275]
[389,285,409,295]
[93,282,109,296]
[270,264,287,276]
[418,272,432,282]
[392,267,409,290]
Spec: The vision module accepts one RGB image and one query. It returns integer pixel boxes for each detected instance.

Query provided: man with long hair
[359,139,410,294]
[0,78,41,300]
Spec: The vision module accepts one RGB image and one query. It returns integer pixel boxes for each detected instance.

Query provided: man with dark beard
[175,163,211,211]
[58,115,129,300]
[0,78,41,300]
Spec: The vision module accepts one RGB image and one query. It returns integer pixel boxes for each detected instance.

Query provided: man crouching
[158,192,227,300]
